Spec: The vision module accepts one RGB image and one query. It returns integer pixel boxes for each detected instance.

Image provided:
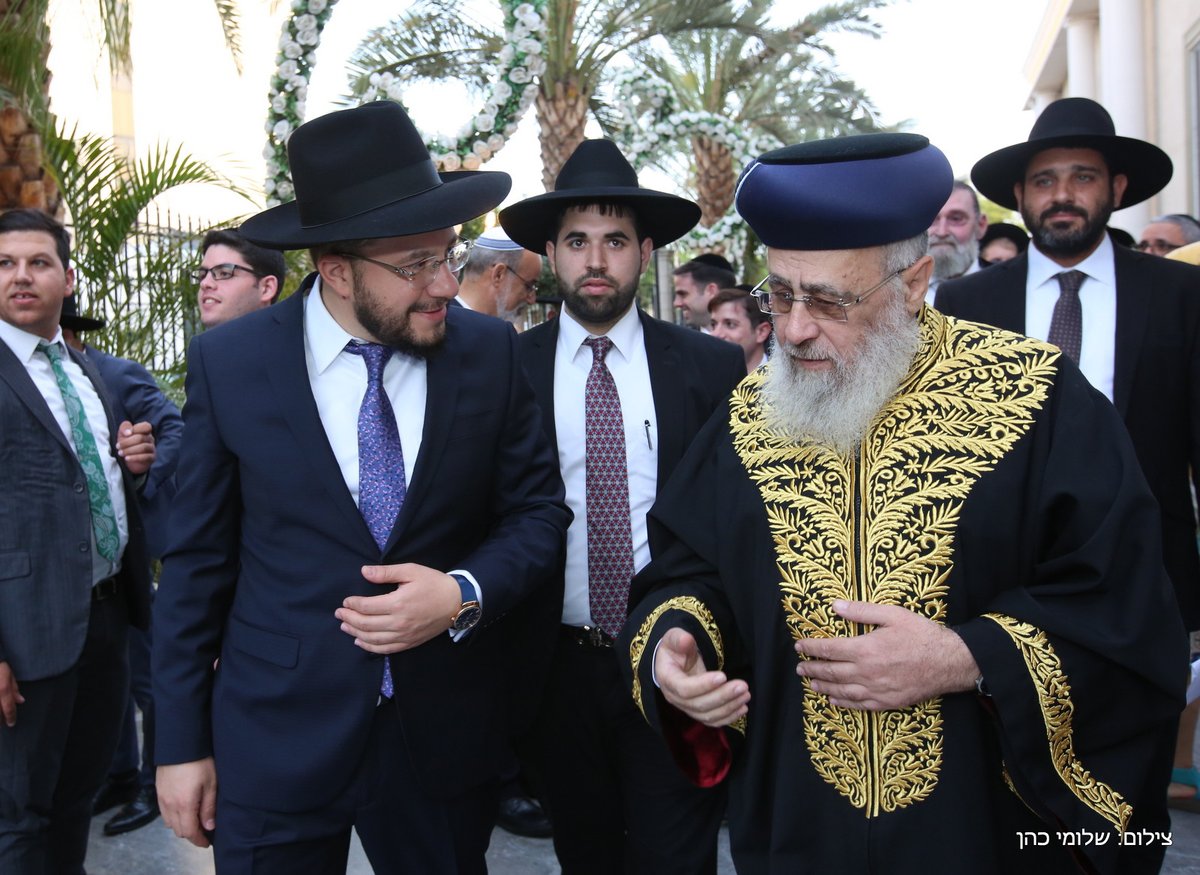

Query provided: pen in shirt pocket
[643,419,653,450]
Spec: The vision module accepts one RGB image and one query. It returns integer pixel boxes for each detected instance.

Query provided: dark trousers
[109,597,154,788]
[0,593,130,875]
[213,700,499,875]
[534,633,724,875]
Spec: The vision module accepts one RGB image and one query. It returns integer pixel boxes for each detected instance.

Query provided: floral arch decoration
[263,0,548,206]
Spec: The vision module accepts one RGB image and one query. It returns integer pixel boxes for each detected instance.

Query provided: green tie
[38,342,120,563]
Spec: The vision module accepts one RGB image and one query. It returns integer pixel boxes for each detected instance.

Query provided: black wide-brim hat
[979,222,1029,253]
[971,97,1172,210]
[59,294,105,331]
[240,101,511,249]
[498,139,700,252]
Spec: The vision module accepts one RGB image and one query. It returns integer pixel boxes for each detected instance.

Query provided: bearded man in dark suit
[152,102,570,875]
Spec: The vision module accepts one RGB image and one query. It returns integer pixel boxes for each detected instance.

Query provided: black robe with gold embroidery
[620,309,1185,874]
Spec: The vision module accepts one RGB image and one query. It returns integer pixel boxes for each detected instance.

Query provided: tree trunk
[535,77,590,191]
[692,134,734,237]
[0,0,61,217]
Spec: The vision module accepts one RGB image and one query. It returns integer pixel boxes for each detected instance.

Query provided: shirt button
[78,542,89,553]
[74,482,85,493]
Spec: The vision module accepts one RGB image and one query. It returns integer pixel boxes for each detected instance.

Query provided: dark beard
[1023,193,1113,258]
[351,272,445,359]
[556,271,638,327]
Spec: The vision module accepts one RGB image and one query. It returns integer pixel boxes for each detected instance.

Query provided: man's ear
[490,262,508,288]
[639,237,653,273]
[1112,173,1129,210]
[316,253,353,300]
[258,275,279,305]
[754,319,773,345]
[903,255,934,316]
[1013,182,1025,212]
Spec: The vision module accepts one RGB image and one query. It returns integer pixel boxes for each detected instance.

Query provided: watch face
[454,603,482,632]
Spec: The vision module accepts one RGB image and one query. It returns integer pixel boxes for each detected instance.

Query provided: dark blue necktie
[346,342,406,698]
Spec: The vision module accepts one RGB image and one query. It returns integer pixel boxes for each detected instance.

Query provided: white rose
[276,180,294,200]
[498,44,515,65]
[307,0,327,13]
[520,12,542,31]
[306,52,317,65]
[492,80,513,101]
[508,67,530,84]
[525,56,546,76]
[442,153,461,172]
[368,72,381,86]
[488,134,505,151]
[262,143,276,159]
[462,154,481,171]
[283,41,303,59]
[272,119,293,140]
[291,0,305,10]
[510,22,529,41]
[474,112,495,132]
[296,28,319,46]
[264,177,276,194]
[289,75,307,92]
[504,122,519,137]
[385,83,405,102]
[266,159,279,176]
[295,100,306,117]
[523,83,539,101]
[271,93,289,113]
[278,60,299,78]
[517,38,541,55]
[514,3,535,16]
[295,14,317,30]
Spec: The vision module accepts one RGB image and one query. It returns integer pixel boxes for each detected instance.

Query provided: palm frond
[212,0,245,75]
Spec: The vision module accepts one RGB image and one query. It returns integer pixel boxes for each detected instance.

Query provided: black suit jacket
[936,247,1200,626]
[508,309,745,727]
[153,281,570,811]
[0,337,151,680]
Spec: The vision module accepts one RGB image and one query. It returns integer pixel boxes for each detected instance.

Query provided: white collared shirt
[302,280,480,619]
[553,305,659,627]
[1025,235,1117,400]
[0,320,128,584]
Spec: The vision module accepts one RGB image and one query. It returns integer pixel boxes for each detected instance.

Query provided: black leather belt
[560,624,615,648]
[92,576,119,601]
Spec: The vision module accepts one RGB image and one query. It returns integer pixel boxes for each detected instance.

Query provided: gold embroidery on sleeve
[629,597,724,720]
[984,613,1133,832]
[731,310,1057,816]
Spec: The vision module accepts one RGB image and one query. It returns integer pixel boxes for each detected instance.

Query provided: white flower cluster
[682,212,748,264]
[263,0,338,205]
[357,0,548,172]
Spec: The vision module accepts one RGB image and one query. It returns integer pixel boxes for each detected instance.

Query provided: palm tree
[622,0,886,231]
[345,0,749,190]
[0,0,247,215]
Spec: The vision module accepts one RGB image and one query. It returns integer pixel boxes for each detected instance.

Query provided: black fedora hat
[59,295,105,331]
[979,222,1029,254]
[498,139,700,252]
[240,101,511,249]
[971,97,1172,210]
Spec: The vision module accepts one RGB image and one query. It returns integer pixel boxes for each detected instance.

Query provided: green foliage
[41,122,252,378]
[0,0,51,113]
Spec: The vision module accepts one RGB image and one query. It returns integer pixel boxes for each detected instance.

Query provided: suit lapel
[1112,247,1150,417]
[264,281,371,543]
[639,312,684,487]
[0,337,75,454]
[523,320,560,454]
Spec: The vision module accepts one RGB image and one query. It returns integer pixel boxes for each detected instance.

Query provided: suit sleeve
[153,337,242,764]
[108,356,183,500]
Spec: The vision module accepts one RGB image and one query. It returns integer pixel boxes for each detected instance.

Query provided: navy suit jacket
[0,337,151,680]
[153,281,570,811]
[86,345,183,558]
[507,309,745,727]
[936,246,1200,627]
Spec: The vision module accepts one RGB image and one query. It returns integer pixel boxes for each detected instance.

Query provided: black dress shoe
[103,787,160,836]
[92,771,139,815]
[496,794,553,839]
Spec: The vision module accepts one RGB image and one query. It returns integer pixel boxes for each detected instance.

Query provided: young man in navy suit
[499,140,745,874]
[153,102,570,875]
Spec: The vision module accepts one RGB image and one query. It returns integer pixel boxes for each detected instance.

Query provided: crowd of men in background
[0,92,1197,875]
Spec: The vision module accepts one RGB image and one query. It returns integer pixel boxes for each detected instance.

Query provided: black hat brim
[239,170,511,250]
[499,188,701,253]
[972,134,1172,210]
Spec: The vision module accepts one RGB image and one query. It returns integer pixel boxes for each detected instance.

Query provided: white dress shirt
[0,320,128,584]
[554,305,659,628]
[1025,235,1117,401]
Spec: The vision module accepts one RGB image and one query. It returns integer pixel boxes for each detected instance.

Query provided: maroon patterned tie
[1048,270,1085,363]
[583,337,634,637]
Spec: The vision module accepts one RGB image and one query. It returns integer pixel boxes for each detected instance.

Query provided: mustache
[1039,202,1089,223]
[573,271,616,290]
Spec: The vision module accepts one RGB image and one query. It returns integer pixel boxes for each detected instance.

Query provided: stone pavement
[82,803,1200,874]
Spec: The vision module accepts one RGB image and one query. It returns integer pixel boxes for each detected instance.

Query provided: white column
[1065,15,1098,99]
[1099,0,1150,230]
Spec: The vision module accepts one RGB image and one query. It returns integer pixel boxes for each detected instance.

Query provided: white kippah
[473,227,524,251]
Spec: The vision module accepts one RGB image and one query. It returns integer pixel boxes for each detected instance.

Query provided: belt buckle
[93,576,118,601]
[582,625,613,648]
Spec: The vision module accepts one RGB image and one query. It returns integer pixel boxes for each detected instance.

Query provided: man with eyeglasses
[193,229,287,329]
[1137,213,1200,257]
[621,132,1184,874]
[153,101,569,874]
[455,226,542,330]
[924,180,987,304]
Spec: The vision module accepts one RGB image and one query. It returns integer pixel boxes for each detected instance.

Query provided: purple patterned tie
[583,337,635,637]
[1048,270,1085,363]
[346,342,406,698]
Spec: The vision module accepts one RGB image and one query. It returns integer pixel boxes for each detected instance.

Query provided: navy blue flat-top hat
[498,139,700,252]
[239,101,512,249]
[735,133,954,250]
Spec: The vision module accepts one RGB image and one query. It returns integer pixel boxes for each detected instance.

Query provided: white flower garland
[611,68,778,258]
[264,0,547,204]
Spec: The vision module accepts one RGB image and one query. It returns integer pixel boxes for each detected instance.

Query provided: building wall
[1151,0,1200,215]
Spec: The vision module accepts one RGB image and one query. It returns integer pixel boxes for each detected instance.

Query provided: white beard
[761,291,921,454]
[929,234,978,281]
